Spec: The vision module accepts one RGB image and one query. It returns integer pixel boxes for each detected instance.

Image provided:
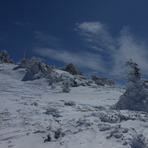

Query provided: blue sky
[1,0,148,84]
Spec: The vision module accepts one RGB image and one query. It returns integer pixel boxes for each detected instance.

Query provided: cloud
[112,27,148,77]
[76,22,105,34]
[34,47,106,72]
[89,45,103,52]
[34,31,61,47]
[76,22,148,80]
[33,30,107,73]
[12,21,30,26]
[76,21,115,52]
[33,22,148,83]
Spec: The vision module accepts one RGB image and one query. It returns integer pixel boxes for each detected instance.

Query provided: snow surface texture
[1,63,148,148]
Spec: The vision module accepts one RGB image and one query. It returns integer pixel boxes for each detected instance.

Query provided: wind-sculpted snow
[1,63,148,148]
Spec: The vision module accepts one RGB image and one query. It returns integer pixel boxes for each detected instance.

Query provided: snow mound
[0,63,26,80]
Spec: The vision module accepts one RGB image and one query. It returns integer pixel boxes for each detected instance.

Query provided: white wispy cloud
[33,30,107,73]
[34,31,62,48]
[12,21,30,26]
[76,21,115,51]
[34,31,61,47]
[76,22,105,34]
[76,21,148,79]
[33,22,148,82]
[112,27,148,77]
[34,47,106,72]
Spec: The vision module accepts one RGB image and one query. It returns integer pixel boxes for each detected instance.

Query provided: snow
[1,63,148,148]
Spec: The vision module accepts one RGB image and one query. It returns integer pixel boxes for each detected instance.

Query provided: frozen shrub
[62,83,70,93]
[0,50,13,63]
[113,60,148,112]
[47,133,51,142]
[61,63,85,76]
[18,58,30,68]
[0,50,9,62]
[62,79,71,93]
[48,72,77,87]
[54,129,65,139]
[44,108,59,115]
[51,83,56,89]
[91,74,115,86]
[22,57,53,81]
[48,69,92,87]
[48,72,71,86]
[64,101,75,106]
[130,134,146,148]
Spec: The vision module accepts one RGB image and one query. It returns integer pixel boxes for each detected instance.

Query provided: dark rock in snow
[64,101,76,106]
[54,129,65,139]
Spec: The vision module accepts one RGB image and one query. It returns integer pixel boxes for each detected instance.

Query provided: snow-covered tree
[113,60,148,112]
[0,50,13,63]
[61,63,84,76]
[51,83,56,89]
[17,50,31,68]
[62,78,71,93]
[48,71,92,87]
[125,60,141,82]
[18,58,30,68]
[22,57,53,81]
[91,74,115,86]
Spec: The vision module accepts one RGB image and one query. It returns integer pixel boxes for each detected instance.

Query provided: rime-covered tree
[61,63,84,76]
[18,58,30,68]
[91,74,115,86]
[62,78,71,93]
[0,50,13,63]
[17,50,30,68]
[125,60,141,82]
[113,60,148,112]
[22,57,53,81]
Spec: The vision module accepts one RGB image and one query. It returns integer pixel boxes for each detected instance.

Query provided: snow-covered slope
[1,63,148,148]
